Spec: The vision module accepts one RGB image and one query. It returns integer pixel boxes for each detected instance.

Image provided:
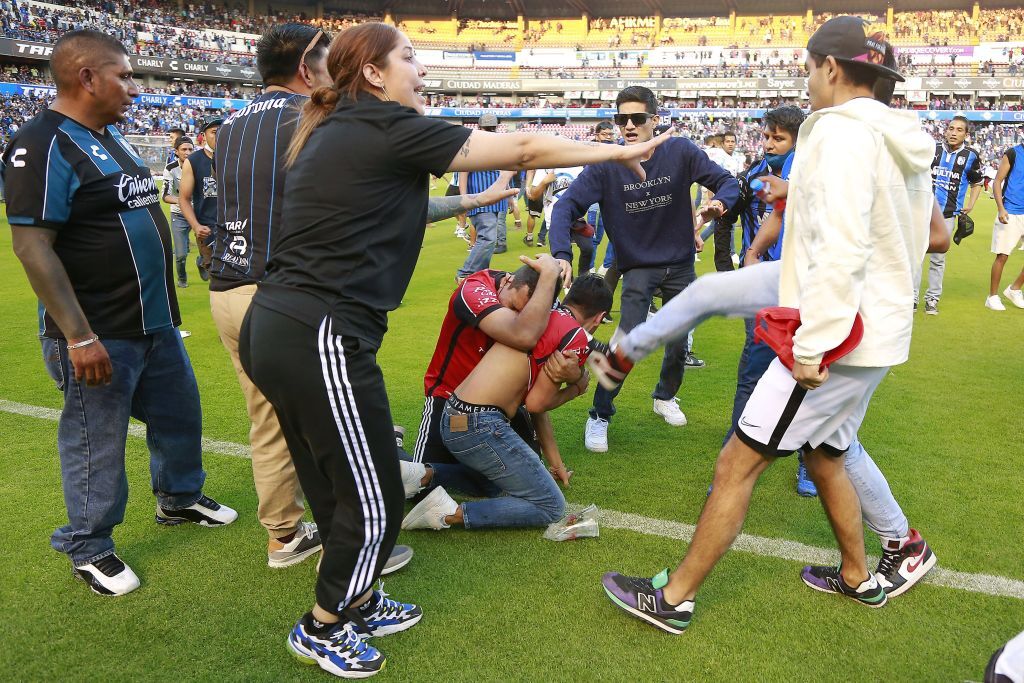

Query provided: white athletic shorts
[736,359,889,457]
[992,213,1024,255]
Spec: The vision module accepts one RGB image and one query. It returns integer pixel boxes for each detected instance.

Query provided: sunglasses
[300,29,324,70]
[613,112,654,126]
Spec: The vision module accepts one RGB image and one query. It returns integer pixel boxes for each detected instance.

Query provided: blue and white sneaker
[288,619,385,679]
[602,569,693,634]
[796,456,818,497]
[357,585,423,636]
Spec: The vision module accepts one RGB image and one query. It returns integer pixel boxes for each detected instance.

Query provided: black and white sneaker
[268,521,322,568]
[156,494,238,527]
[73,553,140,596]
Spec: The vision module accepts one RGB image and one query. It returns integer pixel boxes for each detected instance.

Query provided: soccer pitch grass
[1,194,1022,682]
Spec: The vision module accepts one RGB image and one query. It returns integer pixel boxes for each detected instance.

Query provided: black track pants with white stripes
[240,304,404,615]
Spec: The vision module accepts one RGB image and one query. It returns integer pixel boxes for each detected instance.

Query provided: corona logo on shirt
[115,173,160,209]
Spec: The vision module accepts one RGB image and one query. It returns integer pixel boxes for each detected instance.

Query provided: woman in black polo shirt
[239,22,666,678]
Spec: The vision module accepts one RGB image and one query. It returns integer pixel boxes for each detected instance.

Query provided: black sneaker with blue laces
[357,585,423,637]
[601,569,693,634]
[288,619,385,679]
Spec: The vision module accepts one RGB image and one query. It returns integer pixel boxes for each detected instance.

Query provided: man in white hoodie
[601,17,935,633]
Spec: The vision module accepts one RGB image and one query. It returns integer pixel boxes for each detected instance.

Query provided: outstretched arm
[427,171,518,223]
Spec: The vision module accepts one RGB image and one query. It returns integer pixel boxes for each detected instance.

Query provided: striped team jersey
[2,109,180,337]
[213,91,304,291]
[465,169,508,216]
[931,142,983,218]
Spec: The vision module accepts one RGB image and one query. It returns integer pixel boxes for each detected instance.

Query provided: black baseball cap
[200,115,224,131]
[807,16,905,83]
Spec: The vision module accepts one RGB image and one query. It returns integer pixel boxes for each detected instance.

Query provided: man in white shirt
[528,165,593,278]
[702,131,745,271]
[601,17,934,632]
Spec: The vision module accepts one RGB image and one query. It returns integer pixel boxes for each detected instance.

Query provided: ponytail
[286,85,340,168]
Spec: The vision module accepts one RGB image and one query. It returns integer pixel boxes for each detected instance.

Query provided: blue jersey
[739,158,770,255]
[1003,144,1024,214]
[931,142,983,218]
[465,170,508,216]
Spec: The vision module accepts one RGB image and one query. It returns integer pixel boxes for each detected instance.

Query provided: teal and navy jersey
[465,170,508,216]
[213,91,304,291]
[931,142,983,218]
[1,109,180,338]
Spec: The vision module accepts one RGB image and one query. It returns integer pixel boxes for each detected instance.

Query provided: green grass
[0,192,1022,682]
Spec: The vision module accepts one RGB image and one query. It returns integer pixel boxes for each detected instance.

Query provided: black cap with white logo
[807,16,905,83]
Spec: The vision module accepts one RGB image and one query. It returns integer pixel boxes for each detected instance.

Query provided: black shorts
[445,184,461,197]
[527,196,544,217]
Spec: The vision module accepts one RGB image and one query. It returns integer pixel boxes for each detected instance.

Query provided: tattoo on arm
[427,194,472,223]
[458,137,471,158]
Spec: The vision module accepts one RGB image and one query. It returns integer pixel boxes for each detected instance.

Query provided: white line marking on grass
[4,398,1022,601]
[0,399,251,459]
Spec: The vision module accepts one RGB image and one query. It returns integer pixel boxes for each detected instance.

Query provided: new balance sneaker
[399,460,426,499]
[401,486,458,530]
[356,585,423,636]
[73,553,140,596]
[601,569,693,635]
[381,545,413,575]
[653,397,687,427]
[800,565,888,608]
[924,301,939,315]
[288,619,385,679]
[156,495,238,527]
[268,521,322,568]
[1004,286,1024,309]
[874,528,936,597]
[796,457,818,497]
[584,416,609,453]
[986,295,1006,311]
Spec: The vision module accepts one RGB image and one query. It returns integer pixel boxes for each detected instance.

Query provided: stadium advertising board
[0,81,246,110]
[0,38,261,82]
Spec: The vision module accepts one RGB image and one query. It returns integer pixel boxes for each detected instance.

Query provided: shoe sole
[268,544,323,569]
[287,635,384,679]
[381,552,413,576]
[653,410,687,427]
[801,575,888,608]
[585,440,608,453]
[602,585,687,635]
[73,568,139,597]
[155,514,229,527]
[796,489,818,498]
[885,552,937,598]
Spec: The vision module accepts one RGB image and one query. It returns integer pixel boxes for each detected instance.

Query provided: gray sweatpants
[620,261,911,541]
[915,216,955,305]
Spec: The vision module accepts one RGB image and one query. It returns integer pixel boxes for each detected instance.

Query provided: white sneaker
[985,295,1006,311]
[1003,286,1024,309]
[731,253,740,267]
[584,416,609,452]
[454,227,466,238]
[401,486,457,530]
[653,397,688,426]
[400,460,426,499]
[74,553,140,596]
[268,521,322,568]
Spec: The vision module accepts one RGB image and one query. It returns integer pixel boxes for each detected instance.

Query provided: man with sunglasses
[209,24,338,569]
[548,86,739,453]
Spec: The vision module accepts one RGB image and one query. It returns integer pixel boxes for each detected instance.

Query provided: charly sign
[0,38,261,82]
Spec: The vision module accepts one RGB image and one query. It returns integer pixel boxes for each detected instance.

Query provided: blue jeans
[586,206,604,271]
[591,262,696,422]
[170,213,190,283]
[458,210,501,278]
[42,330,206,566]
[439,406,564,528]
[496,208,507,250]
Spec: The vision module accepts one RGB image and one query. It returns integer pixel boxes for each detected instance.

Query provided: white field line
[3,398,1022,601]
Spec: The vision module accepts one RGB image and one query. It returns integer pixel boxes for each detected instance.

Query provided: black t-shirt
[256,95,471,347]
[213,91,304,291]
[2,109,180,338]
[187,147,218,226]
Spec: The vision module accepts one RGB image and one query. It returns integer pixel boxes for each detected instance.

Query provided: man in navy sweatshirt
[549,86,739,453]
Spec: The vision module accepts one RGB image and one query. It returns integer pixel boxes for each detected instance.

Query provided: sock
[276,530,297,544]
[302,611,336,635]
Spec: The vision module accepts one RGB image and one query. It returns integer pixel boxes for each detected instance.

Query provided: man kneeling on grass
[401,275,611,530]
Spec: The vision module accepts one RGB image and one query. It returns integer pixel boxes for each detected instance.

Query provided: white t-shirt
[533,166,584,226]
[704,146,743,176]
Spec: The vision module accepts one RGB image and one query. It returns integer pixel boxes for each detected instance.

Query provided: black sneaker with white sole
[73,553,141,596]
[156,494,238,527]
